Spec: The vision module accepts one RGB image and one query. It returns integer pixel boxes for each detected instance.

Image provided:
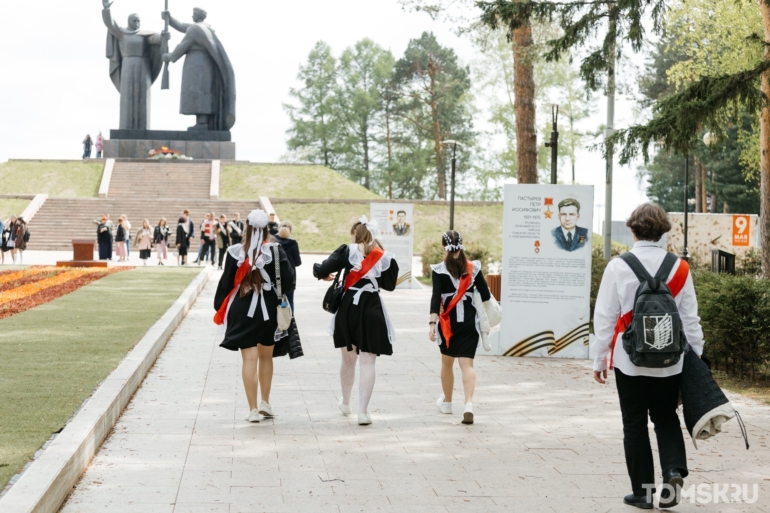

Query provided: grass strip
[0,267,200,488]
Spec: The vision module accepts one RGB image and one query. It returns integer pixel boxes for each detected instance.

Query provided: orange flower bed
[0,267,127,320]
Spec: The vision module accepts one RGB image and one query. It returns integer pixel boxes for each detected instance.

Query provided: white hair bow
[358,215,379,240]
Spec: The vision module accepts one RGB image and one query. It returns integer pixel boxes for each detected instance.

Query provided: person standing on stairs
[429,231,492,425]
[229,213,243,246]
[313,217,399,426]
[83,135,92,159]
[216,214,231,270]
[97,215,113,261]
[12,217,27,265]
[214,210,294,423]
[122,215,132,260]
[176,216,190,265]
[115,217,128,262]
[134,219,153,266]
[154,218,171,265]
[95,132,104,158]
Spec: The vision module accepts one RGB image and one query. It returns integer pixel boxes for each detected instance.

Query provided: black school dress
[313,244,399,356]
[431,261,491,359]
[215,243,294,351]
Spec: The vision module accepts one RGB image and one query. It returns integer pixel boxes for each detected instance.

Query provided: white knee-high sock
[340,347,358,406]
[358,351,377,414]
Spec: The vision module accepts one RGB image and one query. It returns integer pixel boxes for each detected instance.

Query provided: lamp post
[441,140,465,230]
[682,152,690,261]
[544,105,559,185]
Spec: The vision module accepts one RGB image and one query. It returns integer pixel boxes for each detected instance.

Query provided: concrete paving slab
[60,255,770,512]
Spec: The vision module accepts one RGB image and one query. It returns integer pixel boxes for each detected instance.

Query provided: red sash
[439,262,474,348]
[213,257,251,325]
[344,247,384,291]
[609,258,690,369]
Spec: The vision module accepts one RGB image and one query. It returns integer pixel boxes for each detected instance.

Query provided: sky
[0,0,647,225]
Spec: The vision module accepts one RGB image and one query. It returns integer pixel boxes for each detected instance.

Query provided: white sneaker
[358,412,372,425]
[258,401,274,417]
[436,395,452,414]
[462,403,474,425]
[246,408,261,423]
[338,397,351,416]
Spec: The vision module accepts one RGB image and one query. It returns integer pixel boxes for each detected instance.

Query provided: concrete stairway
[30,161,260,251]
[108,161,212,199]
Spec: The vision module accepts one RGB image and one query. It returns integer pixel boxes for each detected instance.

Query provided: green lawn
[0,161,104,197]
[0,267,201,488]
[274,202,504,258]
[221,164,383,200]
[0,199,30,221]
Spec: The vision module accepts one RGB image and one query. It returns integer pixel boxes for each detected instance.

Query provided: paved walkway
[62,256,770,512]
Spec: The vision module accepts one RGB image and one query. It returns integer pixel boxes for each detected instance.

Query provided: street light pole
[682,152,690,261]
[544,105,559,185]
[441,140,465,231]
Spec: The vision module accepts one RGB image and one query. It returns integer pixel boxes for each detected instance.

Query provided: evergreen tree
[393,32,474,199]
[285,42,341,168]
[335,40,395,191]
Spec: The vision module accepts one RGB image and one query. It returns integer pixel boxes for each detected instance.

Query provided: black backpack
[23,228,30,243]
[620,252,686,368]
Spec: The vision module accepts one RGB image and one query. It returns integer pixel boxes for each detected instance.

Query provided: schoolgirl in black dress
[214,209,294,423]
[313,216,399,426]
[429,231,491,425]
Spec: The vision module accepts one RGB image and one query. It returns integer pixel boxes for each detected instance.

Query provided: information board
[495,184,594,358]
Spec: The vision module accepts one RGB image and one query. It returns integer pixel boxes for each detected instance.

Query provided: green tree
[608,0,770,273]
[335,40,395,191]
[285,41,341,168]
[393,32,474,199]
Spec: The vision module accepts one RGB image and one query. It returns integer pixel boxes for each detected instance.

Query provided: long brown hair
[239,222,269,297]
[350,221,383,256]
[442,230,469,280]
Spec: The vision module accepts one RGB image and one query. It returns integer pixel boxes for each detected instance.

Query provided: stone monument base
[104,129,236,160]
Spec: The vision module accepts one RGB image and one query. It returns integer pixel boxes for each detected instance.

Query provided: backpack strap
[654,252,679,281]
[619,252,652,283]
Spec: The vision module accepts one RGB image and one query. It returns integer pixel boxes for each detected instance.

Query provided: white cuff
[593,358,609,372]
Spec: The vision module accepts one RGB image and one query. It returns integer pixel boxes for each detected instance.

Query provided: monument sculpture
[102,0,167,130]
[102,2,236,159]
[162,8,236,131]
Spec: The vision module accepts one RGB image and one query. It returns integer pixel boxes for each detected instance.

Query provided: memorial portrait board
[494,184,594,359]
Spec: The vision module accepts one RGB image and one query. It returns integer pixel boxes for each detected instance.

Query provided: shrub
[693,270,770,380]
[737,248,762,277]
[420,241,491,278]
[590,247,609,330]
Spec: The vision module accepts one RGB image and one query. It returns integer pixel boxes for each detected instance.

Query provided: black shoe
[659,470,684,509]
[192,259,199,264]
[623,494,653,509]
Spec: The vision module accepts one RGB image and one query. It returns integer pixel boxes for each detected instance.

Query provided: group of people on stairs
[213,203,710,511]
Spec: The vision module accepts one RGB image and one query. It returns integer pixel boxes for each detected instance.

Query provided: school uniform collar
[632,241,660,249]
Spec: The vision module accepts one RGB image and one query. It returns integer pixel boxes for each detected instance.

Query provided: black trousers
[614,369,688,496]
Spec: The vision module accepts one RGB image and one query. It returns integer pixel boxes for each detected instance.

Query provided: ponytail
[442,230,468,280]
[238,224,269,297]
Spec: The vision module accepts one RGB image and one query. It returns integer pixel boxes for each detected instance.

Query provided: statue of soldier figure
[162,8,236,131]
[102,0,168,130]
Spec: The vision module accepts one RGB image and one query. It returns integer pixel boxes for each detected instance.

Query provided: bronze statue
[102,0,167,130]
[162,8,236,131]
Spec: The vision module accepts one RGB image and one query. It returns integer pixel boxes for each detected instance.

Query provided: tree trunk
[429,59,446,199]
[701,160,708,212]
[363,124,370,190]
[512,19,538,184]
[762,3,770,278]
[694,156,702,213]
[385,101,393,200]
